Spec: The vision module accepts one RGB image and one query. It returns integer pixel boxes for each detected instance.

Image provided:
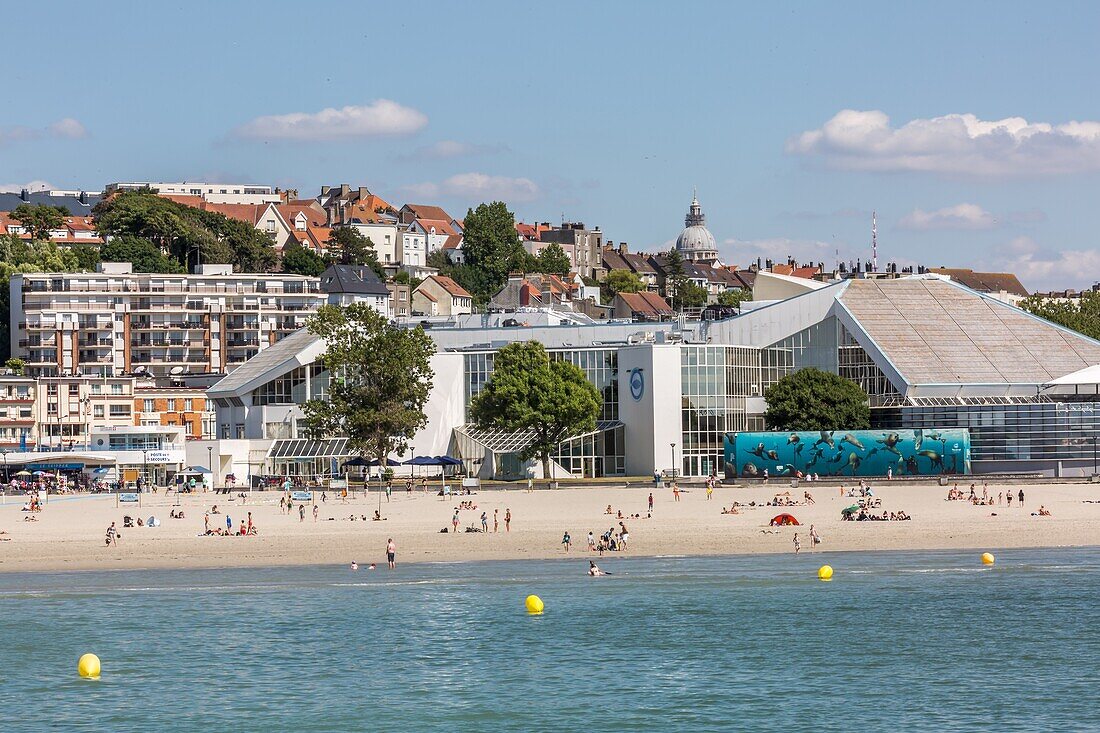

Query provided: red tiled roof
[441,234,463,250]
[278,203,326,228]
[417,217,457,236]
[616,291,673,317]
[201,203,266,225]
[403,203,451,221]
[930,268,1028,297]
[429,275,472,299]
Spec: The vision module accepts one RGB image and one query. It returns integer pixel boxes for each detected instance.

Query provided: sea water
[1,548,1098,732]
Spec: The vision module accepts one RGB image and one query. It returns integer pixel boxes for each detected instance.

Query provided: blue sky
[4,0,1100,289]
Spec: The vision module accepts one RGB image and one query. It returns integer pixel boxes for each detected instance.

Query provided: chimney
[20,188,29,201]
[339,184,350,196]
[79,191,87,205]
[320,185,331,197]
[358,187,368,200]
[619,242,628,255]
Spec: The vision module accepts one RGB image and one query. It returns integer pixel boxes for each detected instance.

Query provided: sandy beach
[1,480,1098,572]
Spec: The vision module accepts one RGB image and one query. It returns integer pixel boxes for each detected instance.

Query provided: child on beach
[793,533,801,554]
[561,531,571,551]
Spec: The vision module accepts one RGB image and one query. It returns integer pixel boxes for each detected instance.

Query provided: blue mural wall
[724,429,971,479]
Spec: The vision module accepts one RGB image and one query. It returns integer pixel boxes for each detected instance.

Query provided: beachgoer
[351,561,358,570]
[299,504,306,522]
[494,509,499,533]
[562,531,571,551]
[673,483,680,502]
[386,538,396,569]
[105,521,118,546]
[452,509,460,533]
[793,533,801,554]
[653,470,661,488]
[587,531,595,551]
[619,522,629,550]
[1018,489,1024,506]
[505,508,512,532]
[706,483,713,501]
[809,524,821,547]
[1007,493,1013,507]
[204,512,209,532]
[226,515,232,532]
[313,504,319,522]
[481,512,488,533]
[648,492,654,512]
[247,512,253,533]
[588,560,603,577]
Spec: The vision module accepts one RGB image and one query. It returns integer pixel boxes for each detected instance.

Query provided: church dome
[675,192,719,261]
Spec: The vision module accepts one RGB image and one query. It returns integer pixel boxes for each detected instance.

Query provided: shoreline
[3,481,1099,573]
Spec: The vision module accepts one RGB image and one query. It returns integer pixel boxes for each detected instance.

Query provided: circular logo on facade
[629,368,644,401]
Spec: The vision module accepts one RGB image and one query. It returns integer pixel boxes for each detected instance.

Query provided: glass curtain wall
[680,345,761,477]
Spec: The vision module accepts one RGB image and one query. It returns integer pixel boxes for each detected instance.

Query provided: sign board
[290,490,313,502]
[145,451,178,464]
[119,493,140,503]
[26,463,85,470]
[329,479,347,489]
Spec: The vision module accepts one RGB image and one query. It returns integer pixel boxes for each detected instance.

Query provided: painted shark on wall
[723,429,971,479]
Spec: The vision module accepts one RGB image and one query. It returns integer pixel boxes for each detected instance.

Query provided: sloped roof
[319,264,389,296]
[839,277,1100,385]
[417,217,457,236]
[402,203,451,221]
[930,268,1028,297]
[616,291,674,317]
[0,191,101,215]
[441,234,462,250]
[428,275,472,299]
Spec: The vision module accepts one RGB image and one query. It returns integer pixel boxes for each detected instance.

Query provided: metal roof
[207,329,323,397]
[268,438,350,459]
[455,420,622,454]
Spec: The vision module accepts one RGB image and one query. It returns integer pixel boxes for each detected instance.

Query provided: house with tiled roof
[0,211,103,245]
[929,268,1028,305]
[602,243,660,291]
[412,275,473,316]
[488,273,581,311]
[399,203,451,225]
[441,234,465,264]
[612,291,675,321]
[409,217,459,253]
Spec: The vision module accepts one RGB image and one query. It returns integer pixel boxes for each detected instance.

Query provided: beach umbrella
[841,504,860,515]
[13,470,30,476]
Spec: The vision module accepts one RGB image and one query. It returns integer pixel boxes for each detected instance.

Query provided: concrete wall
[617,343,683,476]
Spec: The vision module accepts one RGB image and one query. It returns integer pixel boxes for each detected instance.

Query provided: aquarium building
[206,274,1100,480]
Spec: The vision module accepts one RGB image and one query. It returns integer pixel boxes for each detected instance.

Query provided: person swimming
[588,561,603,576]
[350,561,359,570]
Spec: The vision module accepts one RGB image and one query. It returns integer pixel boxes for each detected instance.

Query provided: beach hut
[769,513,800,526]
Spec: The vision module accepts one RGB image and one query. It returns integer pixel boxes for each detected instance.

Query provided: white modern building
[205,274,1100,481]
[105,181,282,205]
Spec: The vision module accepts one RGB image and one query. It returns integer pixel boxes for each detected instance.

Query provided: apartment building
[539,222,605,280]
[36,375,137,450]
[10,263,328,377]
[105,181,281,204]
[0,375,36,450]
[134,386,215,440]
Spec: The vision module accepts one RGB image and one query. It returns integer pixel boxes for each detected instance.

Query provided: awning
[455,421,623,454]
[268,438,351,459]
[1046,364,1100,386]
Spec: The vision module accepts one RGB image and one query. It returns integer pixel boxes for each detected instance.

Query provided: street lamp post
[207,445,213,491]
[142,448,148,492]
[670,442,676,481]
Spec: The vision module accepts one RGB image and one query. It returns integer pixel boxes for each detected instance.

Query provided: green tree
[679,280,709,309]
[662,249,689,309]
[326,227,384,276]
[302,303,436,469]
[69,244,102,272]
[535,242,571,276]
[605,269,645,294]
[281,241,327,276]
[4,357,25,375]
[763,367,870,431]
[10,204,67,240]
[717,288,751,308]
[461,201,524,295]
[101,235,185,273]
[470,341,601,483]
[1020,292,1100,340]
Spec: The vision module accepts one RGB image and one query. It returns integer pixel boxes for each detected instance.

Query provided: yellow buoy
[77,653,101,679]
[525,594,544,615]
[817,565,833,581]
[981,552,995,566]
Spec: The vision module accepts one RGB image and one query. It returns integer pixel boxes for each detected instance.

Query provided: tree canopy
[460,201,528,298]
[763,367,870,431]
[717,288,751,308]
[1020,292,1100,340]
[535,242,572,276]
[606,269,645,294]
[470,341,601,482]
[326,227,383,276]
[302,303,436,468]
[281,241,327,277]
[10,203,67,240]
[100,235,184,273]
[93,190,277,272]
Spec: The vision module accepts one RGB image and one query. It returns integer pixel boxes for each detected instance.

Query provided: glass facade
[680,345,763,478]
[891,401,1100,464]
[253,364,328,406]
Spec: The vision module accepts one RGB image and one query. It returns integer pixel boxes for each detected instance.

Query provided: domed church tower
[675,190,719,263]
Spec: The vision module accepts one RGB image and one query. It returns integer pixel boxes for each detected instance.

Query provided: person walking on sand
[1018,489,1024,507]
[386,538,396,569]
[1007,492,1013,507]
[247,511,253,534]
[809,524,821,548]
[793,533,801,554]
[452,508,460,533]
[587,531,596,551]
[385,482,392,503]
[706,482,714,501]
[561,531,571,551]
[313,504,319,522]
[204,512,210,532]
[494,508,499,533]
[654,470,661,488]
[648,492,654,513]
[105,521,118,546]
[505,508,512,532]
[299,503,306,522]
[673,483,681,502]
[481,511,488,533]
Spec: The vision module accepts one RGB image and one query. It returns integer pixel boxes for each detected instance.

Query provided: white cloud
[898,203,998,231]
[399,140,506,161]
[788,109,1100,177]
[988,236,1100,291]
[402,173,540,203]
[47,118,87,139]
[0,118,87,144]
[0,180,52,193]
[234,100,427,141]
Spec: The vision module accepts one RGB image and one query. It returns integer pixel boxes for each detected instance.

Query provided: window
[221,424,230,439]
[92,383,102,394]
[143,399,155,413]
[184,398,193,411]
[109,404,130,418]
[93,405,104,418]
[110,383,124,395]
